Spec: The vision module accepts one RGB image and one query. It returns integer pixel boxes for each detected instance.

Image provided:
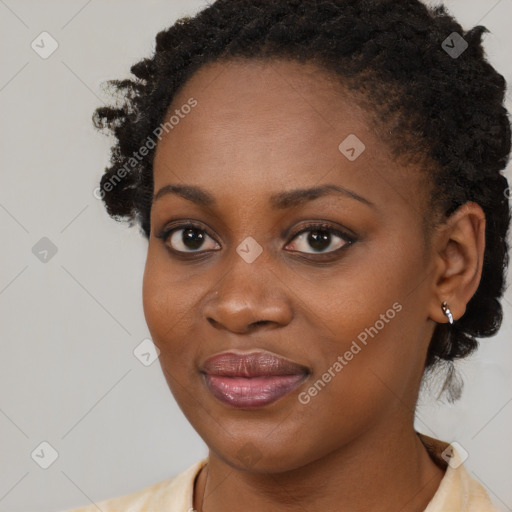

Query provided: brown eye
[286,223,354,255]
[158,223,219,253]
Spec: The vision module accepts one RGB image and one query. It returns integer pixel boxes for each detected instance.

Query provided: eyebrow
[153,183,375,210]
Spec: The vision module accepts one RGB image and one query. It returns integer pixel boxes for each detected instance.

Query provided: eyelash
[156,221,356,259]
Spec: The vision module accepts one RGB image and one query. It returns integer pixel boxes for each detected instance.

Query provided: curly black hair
[92,0,511,401]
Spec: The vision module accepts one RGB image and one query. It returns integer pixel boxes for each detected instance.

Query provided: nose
[203,256,293,334]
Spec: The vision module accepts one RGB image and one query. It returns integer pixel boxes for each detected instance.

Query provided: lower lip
[203,374,307,408]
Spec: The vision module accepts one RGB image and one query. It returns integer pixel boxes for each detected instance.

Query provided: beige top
[63,434,497,512]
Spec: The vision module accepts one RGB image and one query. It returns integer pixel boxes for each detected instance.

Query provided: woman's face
[143,59,439,472]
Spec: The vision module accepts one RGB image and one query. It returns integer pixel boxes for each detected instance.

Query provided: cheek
[142,256,170,337]
[142,253,206,419]
[142,247,197,362]
[303,238,425,375]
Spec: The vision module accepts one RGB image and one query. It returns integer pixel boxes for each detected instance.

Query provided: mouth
[200,351,310,408]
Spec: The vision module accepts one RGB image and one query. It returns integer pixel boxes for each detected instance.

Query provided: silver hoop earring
[441,301,454,324]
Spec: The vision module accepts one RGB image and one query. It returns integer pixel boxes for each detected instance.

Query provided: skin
[142,59,486,512]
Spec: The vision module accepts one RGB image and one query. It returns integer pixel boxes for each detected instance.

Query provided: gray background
[0,1,511,511]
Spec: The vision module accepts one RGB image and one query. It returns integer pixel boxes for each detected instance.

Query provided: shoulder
[418,433,498,512]
[59,458,207,512]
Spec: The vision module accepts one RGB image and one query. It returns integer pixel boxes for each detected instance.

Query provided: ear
[428,201,486,324]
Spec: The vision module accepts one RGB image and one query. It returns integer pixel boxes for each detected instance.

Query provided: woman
[65,0,511,510]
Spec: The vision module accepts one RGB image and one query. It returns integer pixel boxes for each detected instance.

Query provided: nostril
[207,318,220,328]
[250,320,269,328]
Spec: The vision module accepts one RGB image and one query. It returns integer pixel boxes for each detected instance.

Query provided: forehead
[152,58,427,215]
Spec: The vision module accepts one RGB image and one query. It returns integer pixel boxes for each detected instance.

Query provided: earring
[441,301,454,324]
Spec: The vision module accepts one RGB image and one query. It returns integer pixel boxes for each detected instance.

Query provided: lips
[201,351,309,408]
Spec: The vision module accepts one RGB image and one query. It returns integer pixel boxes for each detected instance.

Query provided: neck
[194,423,445,512]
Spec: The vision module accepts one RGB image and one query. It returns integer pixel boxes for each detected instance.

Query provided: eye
[285,223,354,255]
[156,220,355,257]
[156,222,219,254]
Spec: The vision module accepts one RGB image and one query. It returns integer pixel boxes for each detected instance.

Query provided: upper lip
[201,351,310,378]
